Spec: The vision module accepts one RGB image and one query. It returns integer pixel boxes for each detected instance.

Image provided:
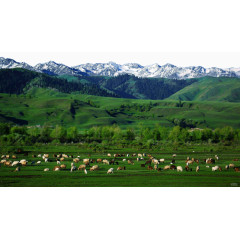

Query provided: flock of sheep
[0,152,239,174]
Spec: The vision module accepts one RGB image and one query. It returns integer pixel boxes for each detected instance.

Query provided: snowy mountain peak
[0,57,239,79]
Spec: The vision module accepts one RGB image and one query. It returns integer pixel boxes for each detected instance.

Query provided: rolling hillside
[168,77,240,102]
[1,90,240,129]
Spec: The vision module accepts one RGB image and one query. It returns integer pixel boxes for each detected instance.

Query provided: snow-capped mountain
[74,62,237,79]
[34,61,86,76]
[0,57,239,79]
[0,57,36,72]
[74,62,121,76]
[225,67,240,77]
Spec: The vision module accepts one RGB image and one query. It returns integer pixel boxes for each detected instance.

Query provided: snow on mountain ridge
[0,57,239,79]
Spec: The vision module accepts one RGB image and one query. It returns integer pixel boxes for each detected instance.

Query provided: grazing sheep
[60,164,67,169]
[83,159,90,165]
[70,163,77,172]
[1,159,6,164]
[212,166,219,171]
[164,165,170,170]
[147,166,153,170]
[12,161,20,167]
[159,158,165,163]
[185,166,192,171]
[170,159,176,164]
[44,158,48,163]
[144,160,150,166]
[20,159,28,166]
[117,166,126,170]
[154,165,158,170]
[90,165,99,171]
[73,158,80,163]
[60,157,65,162]
[57,160,61,165]
[172,154,177,158]
[225,165,229,170]
[196,166,200,172]
[84,169,88,174]
[126,154,130,157]
[107,168,114,174]
[152,159,159,165]
[107,153,111,157]
[103,159,110,165]
[36,161,41,165]
[12,155,17,159]
[5,161,12,166]
[97,158,102,163]
[44,168,50,172]
[170,165,177,170]
[78,164,86,170]
[186,160,194,165]
[128,160,134,165]
[53,166,61,171]
[206,158,215,164]
[122,159,127,162]
[229,163,235,168]
[177,166,183,172]
[14,166,20,172]
[206,165,210,168]
[110,159,115,165]
[37,154,42,158]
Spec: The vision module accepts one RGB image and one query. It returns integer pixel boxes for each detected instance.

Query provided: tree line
[0,123,239,149]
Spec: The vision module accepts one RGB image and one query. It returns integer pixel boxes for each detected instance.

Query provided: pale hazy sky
[1,0,240,68]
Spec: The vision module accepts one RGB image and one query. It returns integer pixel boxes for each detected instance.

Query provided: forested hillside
[0,68,117,97]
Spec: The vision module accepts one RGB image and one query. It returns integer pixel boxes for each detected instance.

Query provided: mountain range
[0,57,239,79]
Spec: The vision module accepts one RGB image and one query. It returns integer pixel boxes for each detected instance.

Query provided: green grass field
[1,147,240,187]
[1,90,240,129]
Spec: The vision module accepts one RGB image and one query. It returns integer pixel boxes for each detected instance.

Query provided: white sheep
[36,161,41,165]
[122,159,126,162]
[12,161,20,167]
[212,166,219,171]
[107,168,114,174]
[84,169,87,174]
[177,166,183,172]
[152,159,159,165]
[159,158,165,163]
[103,159,110,165]
[196,166,200,172]
[70,162,77,172]
[44,168,49,171]
[57,160,61,165]
[44,158,48,163]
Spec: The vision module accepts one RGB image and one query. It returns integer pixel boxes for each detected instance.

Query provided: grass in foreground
[1,150,240,187]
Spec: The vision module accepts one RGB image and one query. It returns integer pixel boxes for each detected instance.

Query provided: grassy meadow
[1,145,240,187]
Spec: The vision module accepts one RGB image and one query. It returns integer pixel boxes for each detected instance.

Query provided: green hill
[1,91,240,129]
[0,68,117,97]
[60,74,196,99]
[168,77,240,102]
